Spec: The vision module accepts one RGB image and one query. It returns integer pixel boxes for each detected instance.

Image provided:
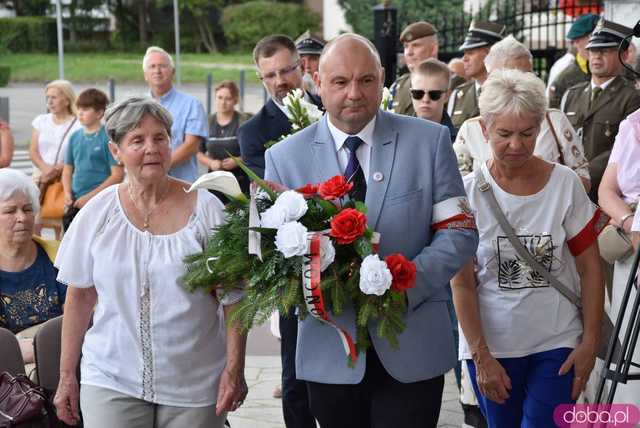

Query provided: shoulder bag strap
[53,117,77,164]
[545,111,566,166]
[474,167,582,308]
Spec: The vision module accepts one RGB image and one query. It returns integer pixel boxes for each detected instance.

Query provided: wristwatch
[620,213,634,229]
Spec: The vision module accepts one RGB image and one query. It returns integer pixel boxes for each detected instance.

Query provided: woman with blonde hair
[452,69,604,427]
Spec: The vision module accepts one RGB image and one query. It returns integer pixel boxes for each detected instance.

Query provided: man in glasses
[447,21,505,128]
[390,21,439,117]
[238,34,318,428]
[561,18,640,203]
[239,34,322,180]
[410,58,457,142]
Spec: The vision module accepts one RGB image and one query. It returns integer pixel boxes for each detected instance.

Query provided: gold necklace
[127,181,170,229]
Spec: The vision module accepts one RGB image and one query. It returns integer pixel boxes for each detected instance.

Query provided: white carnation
[359,254,392,296]
[274,190,308,222]
[275,222,308,258]
[260,205,288,229]
[319,235,335,272]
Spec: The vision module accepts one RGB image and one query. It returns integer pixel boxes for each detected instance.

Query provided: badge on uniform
[563,129,573,142]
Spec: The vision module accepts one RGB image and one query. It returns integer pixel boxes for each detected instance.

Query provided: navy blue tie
[343,136,366,202]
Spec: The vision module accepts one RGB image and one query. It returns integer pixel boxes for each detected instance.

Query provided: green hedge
[0,67,10,87]
[0,17,57,53]
[223,1,320,52]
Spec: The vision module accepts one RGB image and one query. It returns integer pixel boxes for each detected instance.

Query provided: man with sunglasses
[390,21,439,117]
[410,58,457,142]
[561,18,640,203]
[447,21,505,128]
[238,34,319,428]
[238,34,322,180]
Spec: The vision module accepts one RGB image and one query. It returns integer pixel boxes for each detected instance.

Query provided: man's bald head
[319,33,382,74]
[314,33,385,135]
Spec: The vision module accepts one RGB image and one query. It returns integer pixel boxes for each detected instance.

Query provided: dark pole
[206,73,213,117]
[373,1,397,88]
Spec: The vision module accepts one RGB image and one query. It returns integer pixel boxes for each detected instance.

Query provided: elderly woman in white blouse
[451,70,604,427]
[53,97,247,428]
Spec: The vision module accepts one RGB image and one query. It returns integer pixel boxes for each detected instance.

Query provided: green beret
[566,14,599,40]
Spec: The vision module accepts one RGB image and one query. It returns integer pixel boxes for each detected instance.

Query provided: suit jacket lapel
[266,99,292,136]
[311,115,342,183]
[367,111,398,230]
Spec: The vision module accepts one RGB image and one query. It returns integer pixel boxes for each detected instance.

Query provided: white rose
[275,222,308,258]
[260,205,288,229]
[274,190,308,222]
[302,100,323,122]
[359,254,392,296]
[319,235,335,272]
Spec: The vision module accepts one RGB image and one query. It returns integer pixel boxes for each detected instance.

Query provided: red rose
[318,175,353,200]
[385,254,417,292]
[296,183,319,198]
[329,208,367,244]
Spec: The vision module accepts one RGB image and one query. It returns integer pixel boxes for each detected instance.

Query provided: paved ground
[228,323,464,428]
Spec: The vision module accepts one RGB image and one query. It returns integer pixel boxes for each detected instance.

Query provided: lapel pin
[373,172,384,182]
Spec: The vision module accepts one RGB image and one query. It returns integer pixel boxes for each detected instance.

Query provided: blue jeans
[466,347,575,428]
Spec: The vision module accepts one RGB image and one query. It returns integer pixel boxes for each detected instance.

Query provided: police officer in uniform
[447,21,505,128]
[295,30,325,96]
[390,21,438,116]
[548,13,599,108]
[562,19,640,202]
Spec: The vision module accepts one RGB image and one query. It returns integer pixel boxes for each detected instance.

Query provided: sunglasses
[410,89,447,101]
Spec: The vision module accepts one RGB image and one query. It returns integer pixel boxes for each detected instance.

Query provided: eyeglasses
[410,88,447,101]
[258,62,300,81]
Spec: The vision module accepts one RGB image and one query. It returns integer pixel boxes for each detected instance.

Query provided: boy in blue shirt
[62,89,123,230]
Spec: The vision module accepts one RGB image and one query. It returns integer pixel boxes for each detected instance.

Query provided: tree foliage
[338,0,466,40]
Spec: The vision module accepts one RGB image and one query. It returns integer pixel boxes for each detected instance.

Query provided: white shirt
[55,186,242,406]
[591,76,616,92]
[452,110,590,181]
[633,204,640,233]
[327,116,375,181]
[31,114,81,165]
[546,52,575,95]
[460,163,603,359]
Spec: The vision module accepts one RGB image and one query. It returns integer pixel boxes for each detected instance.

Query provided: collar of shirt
[150,86,176,103]
[591,76,616,91]
[475,80,482,96]
[327,115,375,180]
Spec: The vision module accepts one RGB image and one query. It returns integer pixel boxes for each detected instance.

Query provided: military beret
[459,20,505,51]
[566,14,599,40]
[400,21,438,43]
[586,18,633,49]
[295,30,325,55]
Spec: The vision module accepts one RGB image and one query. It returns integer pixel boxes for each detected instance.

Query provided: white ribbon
[248,182,262,261]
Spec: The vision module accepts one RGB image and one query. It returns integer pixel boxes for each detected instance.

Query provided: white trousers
[80,384,227,428]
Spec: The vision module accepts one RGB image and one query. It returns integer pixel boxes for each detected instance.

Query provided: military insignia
[566,112,576,116]
[457,90,464,99]
[605,121,612,137]
[595,18,605,32]
[563,129,573,142]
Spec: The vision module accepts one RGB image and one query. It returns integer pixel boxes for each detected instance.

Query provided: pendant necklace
[127,181,170,230]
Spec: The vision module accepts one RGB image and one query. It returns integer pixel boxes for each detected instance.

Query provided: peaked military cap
[566,13,599,40]
[400,21,438,43]
[586,18,633,49]
[295,30,325,55]
[459,20,505,51]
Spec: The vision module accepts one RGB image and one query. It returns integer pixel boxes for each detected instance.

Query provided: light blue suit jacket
[264,111,478,384]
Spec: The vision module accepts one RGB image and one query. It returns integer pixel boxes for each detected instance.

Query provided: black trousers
[306,347,444,428]
[279,311,316,428]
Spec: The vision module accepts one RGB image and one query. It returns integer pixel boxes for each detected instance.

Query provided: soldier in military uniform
[548,13,599,108]
[447,21,505,128]
[295,30,325,96]
[562,19,640,202]
[389,21,438,116]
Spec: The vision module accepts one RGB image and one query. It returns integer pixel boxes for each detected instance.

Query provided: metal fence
[432,0,603,82]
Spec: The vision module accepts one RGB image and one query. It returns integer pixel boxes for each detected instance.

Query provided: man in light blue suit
[264,34,479,428]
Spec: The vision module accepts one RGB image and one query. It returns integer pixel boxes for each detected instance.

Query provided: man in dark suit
[238,34,317,428]
[239,35,319,179]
